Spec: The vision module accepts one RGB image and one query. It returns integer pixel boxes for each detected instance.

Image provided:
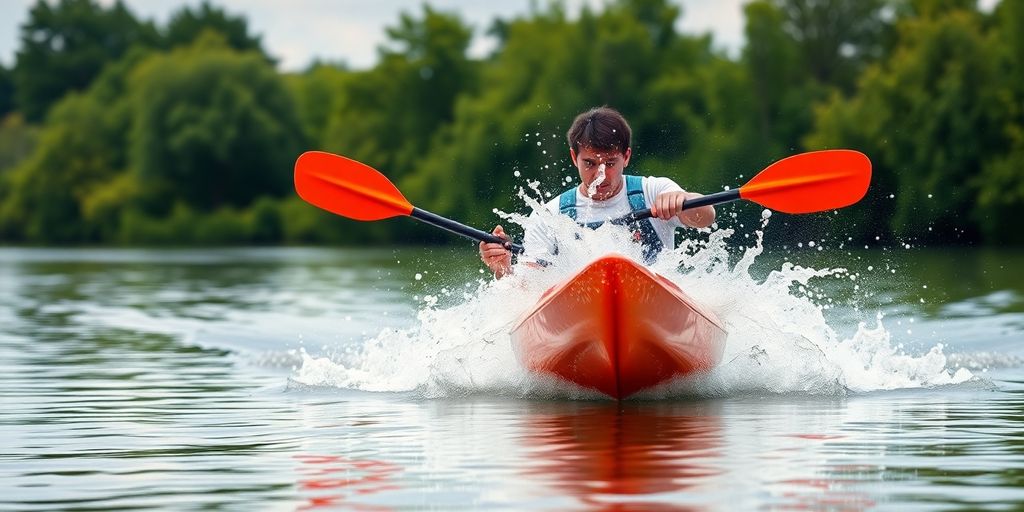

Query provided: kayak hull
[510,255,727,399]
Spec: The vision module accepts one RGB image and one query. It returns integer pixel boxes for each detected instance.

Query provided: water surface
[2,246,1023,510]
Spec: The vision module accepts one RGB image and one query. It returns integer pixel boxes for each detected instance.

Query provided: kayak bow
[510,255,727,399]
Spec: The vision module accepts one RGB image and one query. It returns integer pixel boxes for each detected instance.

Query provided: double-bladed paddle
[293,149,871,254]
[294,151,525,253]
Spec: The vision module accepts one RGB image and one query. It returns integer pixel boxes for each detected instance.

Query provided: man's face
[571,145,631,200]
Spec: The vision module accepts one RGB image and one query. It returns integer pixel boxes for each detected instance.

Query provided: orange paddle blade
[739,150,872,214]
[294,151,413,221]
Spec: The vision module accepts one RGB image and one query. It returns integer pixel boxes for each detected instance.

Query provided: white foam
[295,192,974,398]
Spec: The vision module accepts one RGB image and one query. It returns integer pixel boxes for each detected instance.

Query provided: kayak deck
[510,255,727,399]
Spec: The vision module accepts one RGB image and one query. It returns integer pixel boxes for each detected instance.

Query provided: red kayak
[510,255,727,399]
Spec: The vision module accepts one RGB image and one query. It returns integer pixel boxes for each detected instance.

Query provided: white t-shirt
[522,176,686,262]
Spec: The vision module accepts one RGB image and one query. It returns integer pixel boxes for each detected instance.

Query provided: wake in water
[295,183,973,398]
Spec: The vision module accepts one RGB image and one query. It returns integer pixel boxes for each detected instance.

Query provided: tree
[0,64,13,116]
[401,0,745,238]
[892,0,979,20]
[400,3,582,232]
[130,34,304,212]
[743,1,816,155]
[0,114,38,173]
[808,6,1003,244]
[972,0,1024,244]
[12,0,159,121]
[0,49,144,243]
[162,1,269,58]
[285,63,351,147]
[320,5,477,184]
[771,0,890,92]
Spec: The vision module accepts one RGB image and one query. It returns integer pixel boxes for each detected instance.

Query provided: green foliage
[278,196,353,245]
[247,196,283,243]
[404,0,758,238]
[285,64,351,146]
[320,5,477,185]
[162,1,269,58]
[770,0,891,91]
[117,199,287,245]
[13,0,159,121]
[82,172,141,241]
[0,112,38,237]
[0,32,304,244]
[1,0,1022,247]
[743,2,803,160]
[129,33,305,212]
[0,114,38,172]
[0,52,139,243]
[808,6,1010,244]
[971,0,1024,244]
[0,65,13,116]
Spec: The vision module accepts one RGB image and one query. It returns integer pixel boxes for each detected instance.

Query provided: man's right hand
[479,225,512,279]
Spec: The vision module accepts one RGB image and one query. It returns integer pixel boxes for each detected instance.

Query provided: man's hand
[479,225,512,278]
[651,191,715,228]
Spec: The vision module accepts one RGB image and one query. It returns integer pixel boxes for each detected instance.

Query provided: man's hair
[566,106,631,155]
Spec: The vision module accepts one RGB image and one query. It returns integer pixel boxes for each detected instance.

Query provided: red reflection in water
[778,479,876,512]
[294,454,401,511]
[520,401,723,511]
[777,435,876,510]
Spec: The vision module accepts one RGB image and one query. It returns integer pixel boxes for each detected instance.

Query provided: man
[480,106,714,278]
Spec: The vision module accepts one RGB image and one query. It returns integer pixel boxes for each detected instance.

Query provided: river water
[2,237,1023,510]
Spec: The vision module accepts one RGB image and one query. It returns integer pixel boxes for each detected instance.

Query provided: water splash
[295,190,974,399]
[585,163,606,198]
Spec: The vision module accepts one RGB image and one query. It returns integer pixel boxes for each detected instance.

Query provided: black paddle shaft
[611,188,740,224]
[411,208,525,254]
[410,188,739,256]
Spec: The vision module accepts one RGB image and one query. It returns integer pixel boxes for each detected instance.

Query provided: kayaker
[479,106,715,278]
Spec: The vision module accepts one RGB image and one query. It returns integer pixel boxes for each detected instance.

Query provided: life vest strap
[555,175,664,262]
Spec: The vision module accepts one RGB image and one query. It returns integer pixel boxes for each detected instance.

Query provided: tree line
[0,0,1021,247]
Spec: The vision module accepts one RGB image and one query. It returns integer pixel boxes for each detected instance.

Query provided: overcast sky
[0,0,749,71]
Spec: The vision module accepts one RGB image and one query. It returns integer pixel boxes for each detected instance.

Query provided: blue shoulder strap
[623,175,664,263]
[624,175,646,211]
[558,188,577,221]
[554,175,664,263]
[559,177,645,220]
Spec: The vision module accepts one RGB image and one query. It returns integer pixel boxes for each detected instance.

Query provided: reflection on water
[294,454,402,511]
[2,247,1024,510]
[520,402,722,511]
